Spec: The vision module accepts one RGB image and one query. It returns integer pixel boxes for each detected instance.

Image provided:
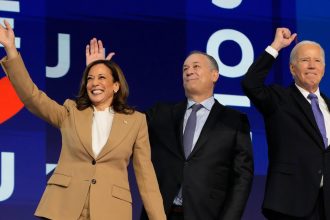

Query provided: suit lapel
[173,101,187,159]
[321,92,330,149]
[321,93,330,111]
[187,100,223,160]
[290,85,324,149]
[96,113,132,160]
[75,106,94,158]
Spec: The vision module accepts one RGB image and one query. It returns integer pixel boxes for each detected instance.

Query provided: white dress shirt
[92,107,114,157]
[183,96,215,152]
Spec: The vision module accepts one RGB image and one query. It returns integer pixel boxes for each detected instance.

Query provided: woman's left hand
[86,38,115,65]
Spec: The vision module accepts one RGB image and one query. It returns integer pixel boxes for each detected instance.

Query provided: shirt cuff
[265,46,279,58]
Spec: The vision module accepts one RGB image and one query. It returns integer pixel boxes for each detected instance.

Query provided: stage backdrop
[1,0,330,219]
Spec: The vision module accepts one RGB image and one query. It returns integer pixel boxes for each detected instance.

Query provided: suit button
[318,170,322,174]
[92,160,96,165]
[91,179,97,184]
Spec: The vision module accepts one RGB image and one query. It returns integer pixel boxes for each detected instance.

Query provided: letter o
[212,0,242,9]
[207,29,254,78]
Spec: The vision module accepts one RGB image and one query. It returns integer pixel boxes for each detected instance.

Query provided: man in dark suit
[242,28,330,220]
[141,51,254,220]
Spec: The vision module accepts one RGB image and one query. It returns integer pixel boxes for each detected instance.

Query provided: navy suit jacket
[242,51,330,219]
[141,99,253,220]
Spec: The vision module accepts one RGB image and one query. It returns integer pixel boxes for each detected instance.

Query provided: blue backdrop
[1,0,330,219]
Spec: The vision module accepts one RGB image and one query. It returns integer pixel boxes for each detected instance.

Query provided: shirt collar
[187,96,215,111]
[295,83,321,99]
[92,105,114,113]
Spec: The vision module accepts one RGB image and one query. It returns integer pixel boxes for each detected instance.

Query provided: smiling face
[290,43,325,93]
[183,53,219,102]
[86,63,119,110]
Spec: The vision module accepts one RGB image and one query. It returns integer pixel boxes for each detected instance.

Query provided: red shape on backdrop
[0,76,24,124]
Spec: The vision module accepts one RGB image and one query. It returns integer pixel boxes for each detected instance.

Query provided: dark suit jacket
[242,51,330,218]
[140,99,254,220]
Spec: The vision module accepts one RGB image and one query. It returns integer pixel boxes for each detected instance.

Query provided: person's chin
[91,97,104,105]
[185,87,199,95]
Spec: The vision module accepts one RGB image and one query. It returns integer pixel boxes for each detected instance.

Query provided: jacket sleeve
[241,51,279,116]
[0,54,69,128]
[218,113,254,220]
[145,103,160,125]
[132,113,166,220]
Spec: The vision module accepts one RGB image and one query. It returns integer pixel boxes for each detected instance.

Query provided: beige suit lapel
[75,106,94,158]
[97,113,133,160]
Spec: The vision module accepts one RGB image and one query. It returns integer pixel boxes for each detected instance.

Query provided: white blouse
[92,107,114,157]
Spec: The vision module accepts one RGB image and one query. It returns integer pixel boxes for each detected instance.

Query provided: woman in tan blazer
[0,20,166,220]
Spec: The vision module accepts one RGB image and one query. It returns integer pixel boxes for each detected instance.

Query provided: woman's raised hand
[86,38,115,65]
[0,19,18,59]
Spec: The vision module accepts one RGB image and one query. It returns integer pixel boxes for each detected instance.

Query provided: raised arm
[0,20,18,59]
[0,20,68,128]
[86,38,115,65]
[241,28,296,114]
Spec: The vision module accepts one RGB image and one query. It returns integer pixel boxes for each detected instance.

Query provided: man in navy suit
[141,51,254,220]
[242,28,330,220]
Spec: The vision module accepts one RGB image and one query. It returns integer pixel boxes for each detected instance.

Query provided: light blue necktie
[183,104,203,158]
[308,93,328,148]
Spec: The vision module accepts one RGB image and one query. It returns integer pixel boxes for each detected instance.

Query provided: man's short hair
[290,40,325,64]
[188,50,219,72]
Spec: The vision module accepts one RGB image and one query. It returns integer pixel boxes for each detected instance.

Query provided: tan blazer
[1,54,166,220]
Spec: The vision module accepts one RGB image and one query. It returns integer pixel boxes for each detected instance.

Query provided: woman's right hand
[0,19,18,59]
[85,38,115,66]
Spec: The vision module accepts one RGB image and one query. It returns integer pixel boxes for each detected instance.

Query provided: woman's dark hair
[76,59,134,114]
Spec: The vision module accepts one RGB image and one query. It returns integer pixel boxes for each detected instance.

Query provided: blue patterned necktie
[308,93,328,148]
[183,104,203,158]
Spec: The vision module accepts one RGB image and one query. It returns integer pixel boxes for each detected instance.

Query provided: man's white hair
[290,40,325,64]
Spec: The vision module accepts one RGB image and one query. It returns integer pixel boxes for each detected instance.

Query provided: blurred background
[1,0,330,219]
